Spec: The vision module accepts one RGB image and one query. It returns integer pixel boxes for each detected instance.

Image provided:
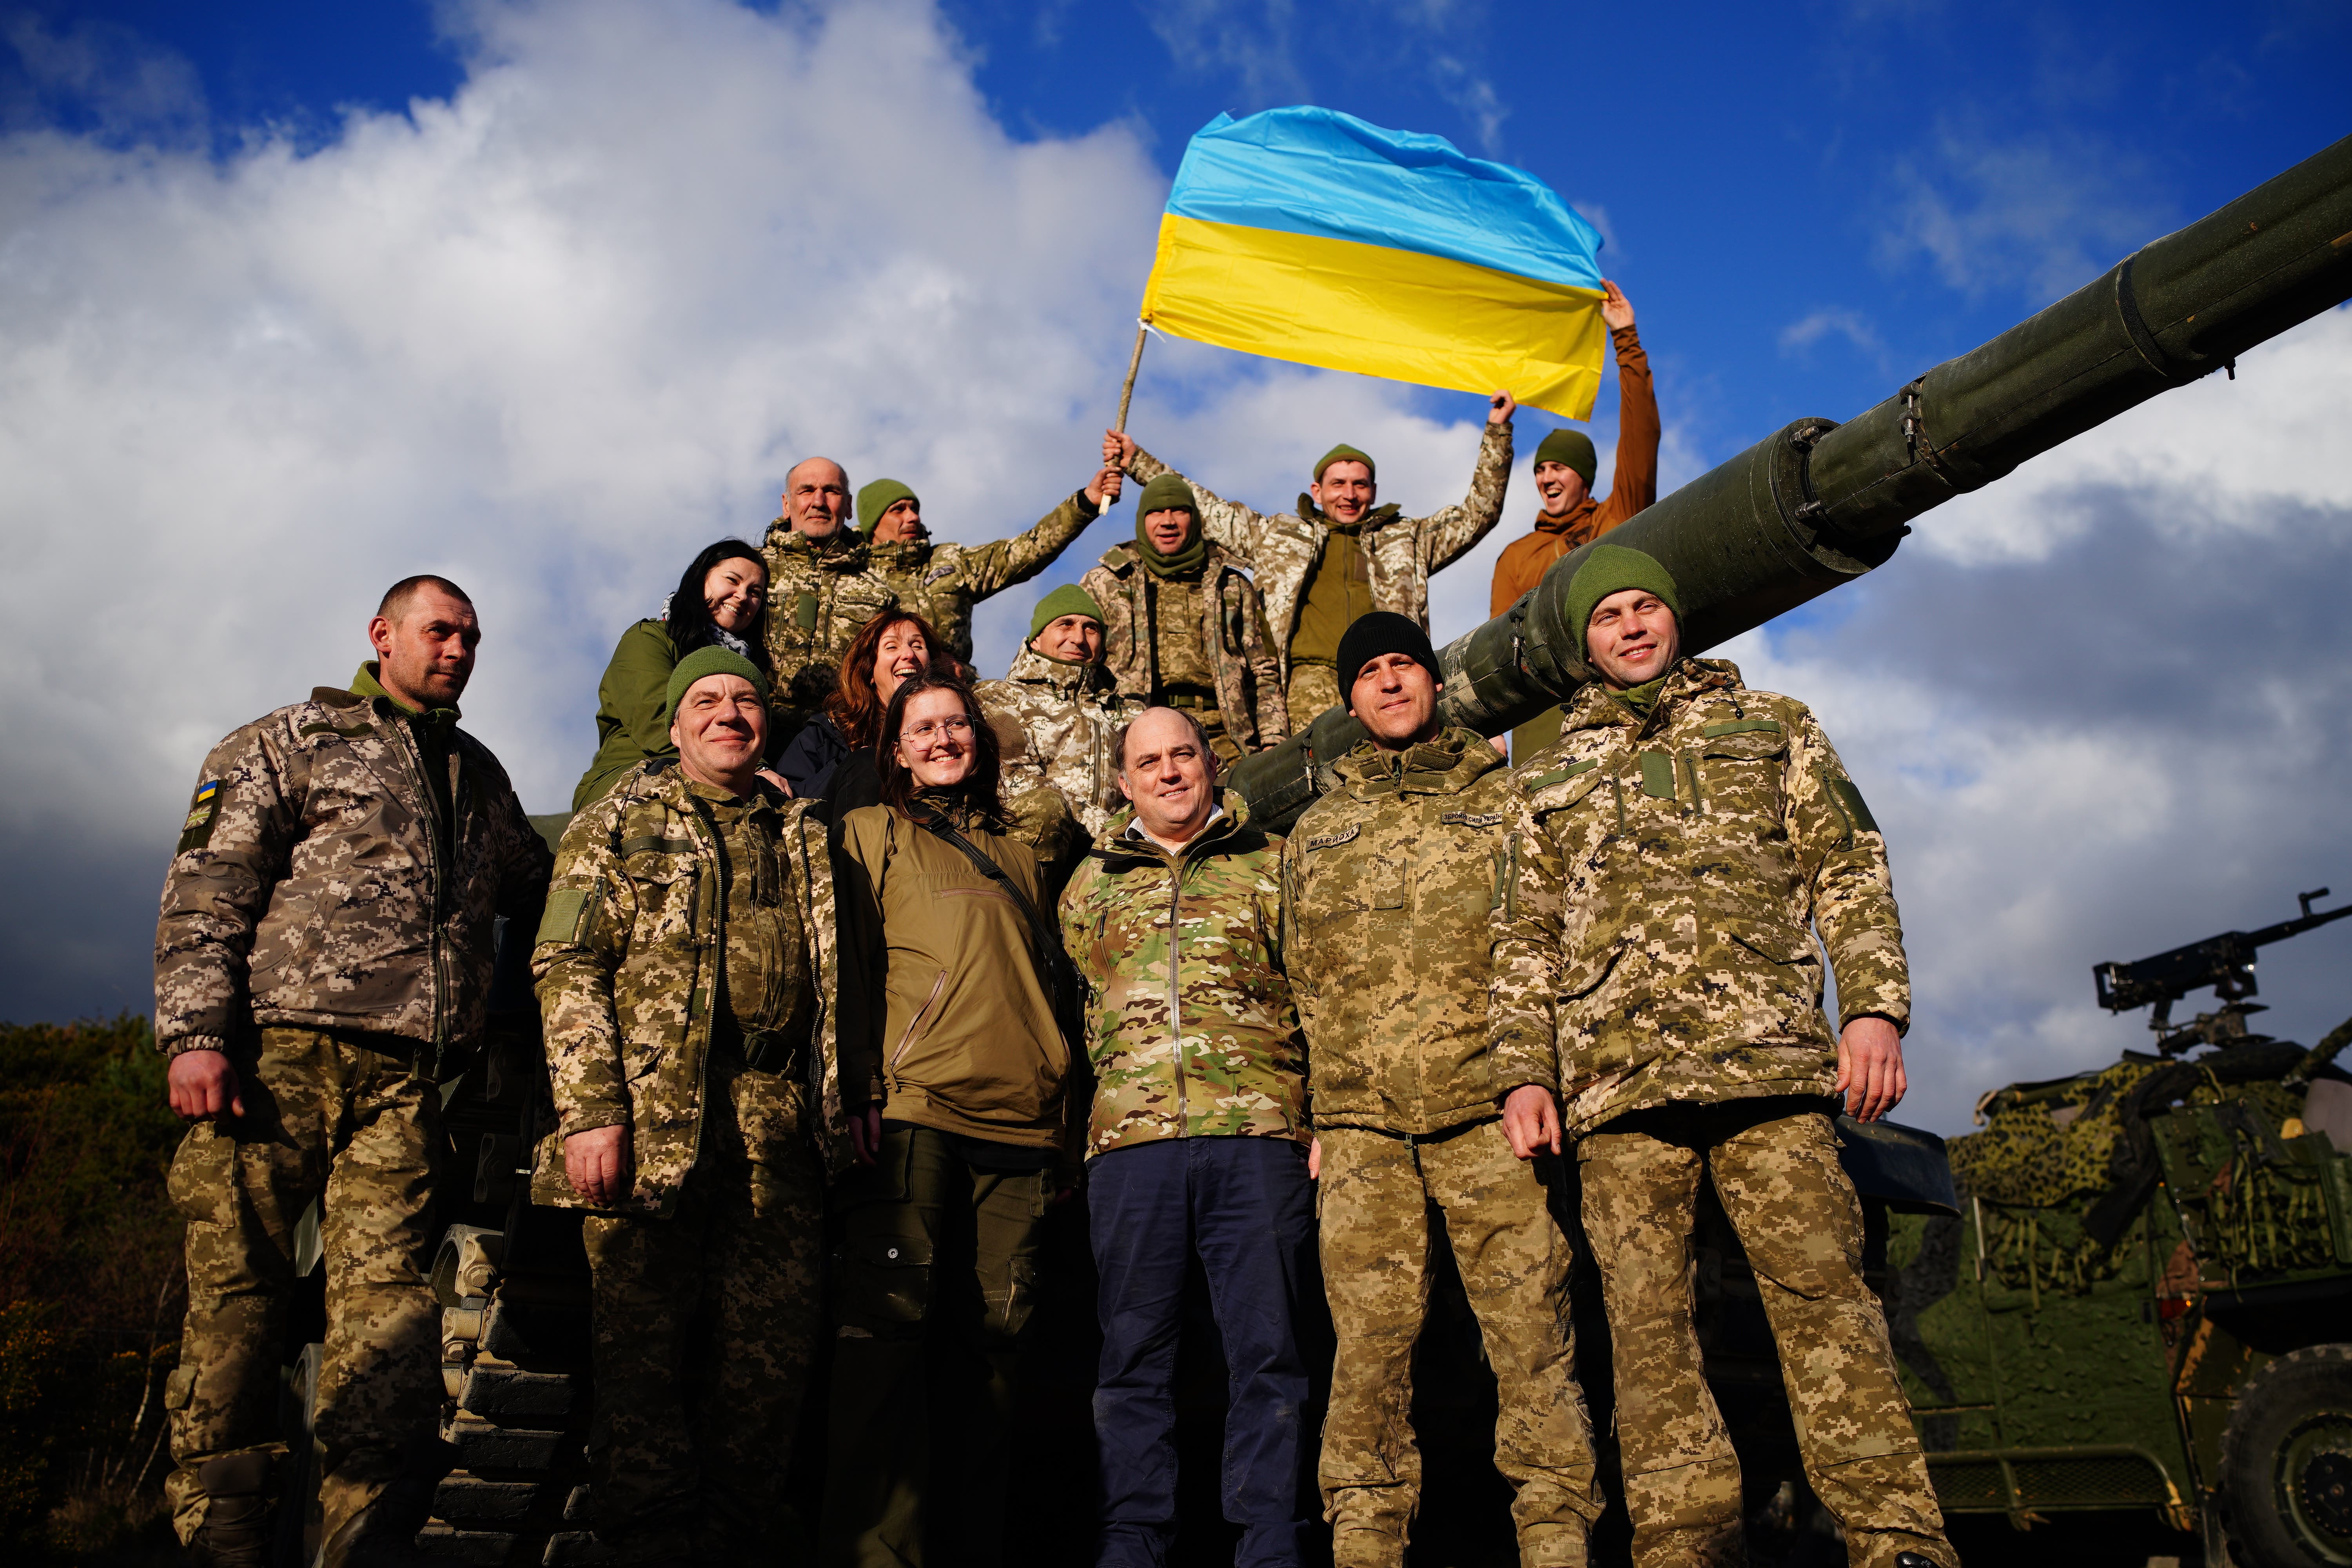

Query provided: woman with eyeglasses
[823,670,1082,1568]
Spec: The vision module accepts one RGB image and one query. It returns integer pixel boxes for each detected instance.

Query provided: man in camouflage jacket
[532,646,848,1564]
[1081,474,1287,763]
[152,576,552,1566]
[1491,546,1953,1568]
[1106,395,1514,722]
[1058,707,1316,1568]
[857,469,1118,668]
[978,583,1134,837]
[763,456,901,730]
[1283,613,1600,1568]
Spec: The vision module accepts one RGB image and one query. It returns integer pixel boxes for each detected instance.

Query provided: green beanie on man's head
[1564,544,1681,659]
[1028,583,1107,642]
[1135,473,1198,521]
[666,646,769,723]
[1313,443,1376,484]
[856,479,919,535]
[1534,428,1598,487]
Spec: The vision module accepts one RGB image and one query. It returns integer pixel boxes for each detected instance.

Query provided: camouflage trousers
[579,1062,825,1566]
[1577,1102,1954,1568]
[1284,664,1341,730]
[163,1026,445,1551]
[1318,1120,1601,1568]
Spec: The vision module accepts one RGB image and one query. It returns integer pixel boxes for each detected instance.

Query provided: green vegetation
[0,1015,186,1562]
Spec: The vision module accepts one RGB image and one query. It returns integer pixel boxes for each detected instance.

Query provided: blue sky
[2,0,2347,1131]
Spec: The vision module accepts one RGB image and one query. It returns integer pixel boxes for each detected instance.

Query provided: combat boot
[186,1450,278,1568]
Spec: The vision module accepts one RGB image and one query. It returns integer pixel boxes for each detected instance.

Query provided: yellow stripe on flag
[1140,212,1609,419]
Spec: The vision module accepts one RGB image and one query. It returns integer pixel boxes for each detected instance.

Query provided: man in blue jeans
[1059,707,1317,1568]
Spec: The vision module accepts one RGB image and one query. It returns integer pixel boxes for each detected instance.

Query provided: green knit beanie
[1135,472,1198,522]
[1534,428,1598,487]
[1313,443,1376,483]
[857,478,919,535]
[1564,544,1681,659]
[666,645,770,722]
[1028,583,1106,642]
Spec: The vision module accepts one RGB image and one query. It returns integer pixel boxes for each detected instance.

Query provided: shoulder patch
[535,887,591,947]
[922,564,956,587]
[175,780,225,854]
[1827,777,1880,835]
[1439,810,1504,828]
[1702,719,1784,738]
[296,719,374,739]
[1303,824,1360,852]
[1523,757,1598,791]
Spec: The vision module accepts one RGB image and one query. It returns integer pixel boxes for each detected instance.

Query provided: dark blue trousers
[1088,1136,1318,1568]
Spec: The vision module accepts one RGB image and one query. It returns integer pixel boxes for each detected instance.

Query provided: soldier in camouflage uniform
[1058,706,1315,1568]
[976,583,1135,837]
[1105,393,1515,722]
[1491,546,1953,1568]
[532,646,848,1565]
[763,456,901,731]
[856,467,1120,669]
[1080,473,1287,765]
[153,576,552,1566]
[1283,613,1600,1568]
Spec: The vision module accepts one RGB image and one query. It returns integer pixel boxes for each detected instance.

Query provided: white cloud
[1877,125,2161,304]
[1778,306,1885,365]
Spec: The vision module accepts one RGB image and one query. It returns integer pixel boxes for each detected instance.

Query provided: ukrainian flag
[1142,107,1610,419]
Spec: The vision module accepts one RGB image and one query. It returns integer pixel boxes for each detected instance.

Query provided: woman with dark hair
[571,540,775,810]
[824,670,1082,1568]
[778,609,938,812]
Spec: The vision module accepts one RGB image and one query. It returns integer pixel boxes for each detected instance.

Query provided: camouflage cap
[1565,544,1681,658]
[1534,427,1598,486]
[856,478,919,535]
[1314,443,1376,483]
[666,645,769,718]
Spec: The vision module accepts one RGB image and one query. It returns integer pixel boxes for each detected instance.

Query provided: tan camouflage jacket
[530,760,850,1213]
[976,646,1136,838]
[1079,541,1289,751]
[1058,796,1306,1157]
[1492,659,1909,1136]
[1124,423,1512,678]
[871,490,1101,667]
[1283,730,1541,1135]
[760,524,900,720]
[153,679,552,1061]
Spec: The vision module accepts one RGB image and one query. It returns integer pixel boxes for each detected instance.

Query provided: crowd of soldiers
[151,284,1958,1568]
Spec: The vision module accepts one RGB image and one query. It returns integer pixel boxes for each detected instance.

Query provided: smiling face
[1349,653,1442,748]
[1143,506,1195,556]
[1310,459,1376,525]
[1033,613,1104,664]
[1585,589,1682,689]
[871,497,926,544]
[702,555,768,632]
[670,673,768,793]
[871,618,929,708]
[895,686,976,790]
[1534,459,1590,518]
[1119,708,1216,846]
[370,584,479,709]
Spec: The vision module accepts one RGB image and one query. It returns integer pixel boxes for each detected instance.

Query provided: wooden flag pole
[1101,321,1149,509]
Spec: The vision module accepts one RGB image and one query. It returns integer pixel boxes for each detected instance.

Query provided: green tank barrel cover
[1228,132,2352,831]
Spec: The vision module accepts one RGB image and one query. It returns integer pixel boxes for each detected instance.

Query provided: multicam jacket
[1079,541,1288,752]
[870,490,1102,667]
[1283,730,1543,1136]
[154,677,552,1061]
[760,524,899,720]
[976,645,1136,838]
[1124,423,1512,679]
[1492,659,1909,1136]
[1058,795,1306,1158]
[530,760,850,1213]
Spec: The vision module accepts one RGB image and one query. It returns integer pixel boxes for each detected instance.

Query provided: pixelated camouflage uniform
[1058,793,1305,1156]
[977,644,1136,840]
[1492,659,1953,1568]
[870,489,1102,668]
[1282,729,1599,1568]
[1080,540,1288,759]
[761,524,900,725]
[530,759,848,1562]
[1123,426,1512,721]
[152,666,552,1552]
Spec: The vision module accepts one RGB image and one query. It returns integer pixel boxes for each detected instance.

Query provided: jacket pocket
[1700,728,1788,823]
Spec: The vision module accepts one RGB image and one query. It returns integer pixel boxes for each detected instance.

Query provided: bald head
[784,457,851,540]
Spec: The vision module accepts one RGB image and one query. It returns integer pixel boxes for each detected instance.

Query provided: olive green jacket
[1283,730,1538,1135]
[1492,659,1909,1136]
[572,619,679,812]
[871,489,1101,667]
[531,761,851,1213]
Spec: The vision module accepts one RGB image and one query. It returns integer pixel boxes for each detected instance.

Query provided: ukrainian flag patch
[177,781,225,853]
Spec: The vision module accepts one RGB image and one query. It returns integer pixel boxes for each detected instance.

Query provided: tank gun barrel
[1229,133,2352,831]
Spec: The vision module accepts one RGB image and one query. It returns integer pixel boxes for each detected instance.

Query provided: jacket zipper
[388,713,451,1054]
[891,968,951,1071]
[1167,849,1187,1133]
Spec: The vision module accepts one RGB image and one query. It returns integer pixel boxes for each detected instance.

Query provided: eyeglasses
[900,715,974,746]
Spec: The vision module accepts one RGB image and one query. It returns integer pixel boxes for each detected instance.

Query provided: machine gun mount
[2092,887,2352,1056]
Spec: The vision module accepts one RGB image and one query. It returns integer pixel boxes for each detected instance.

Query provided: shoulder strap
[912,808,1051,942]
